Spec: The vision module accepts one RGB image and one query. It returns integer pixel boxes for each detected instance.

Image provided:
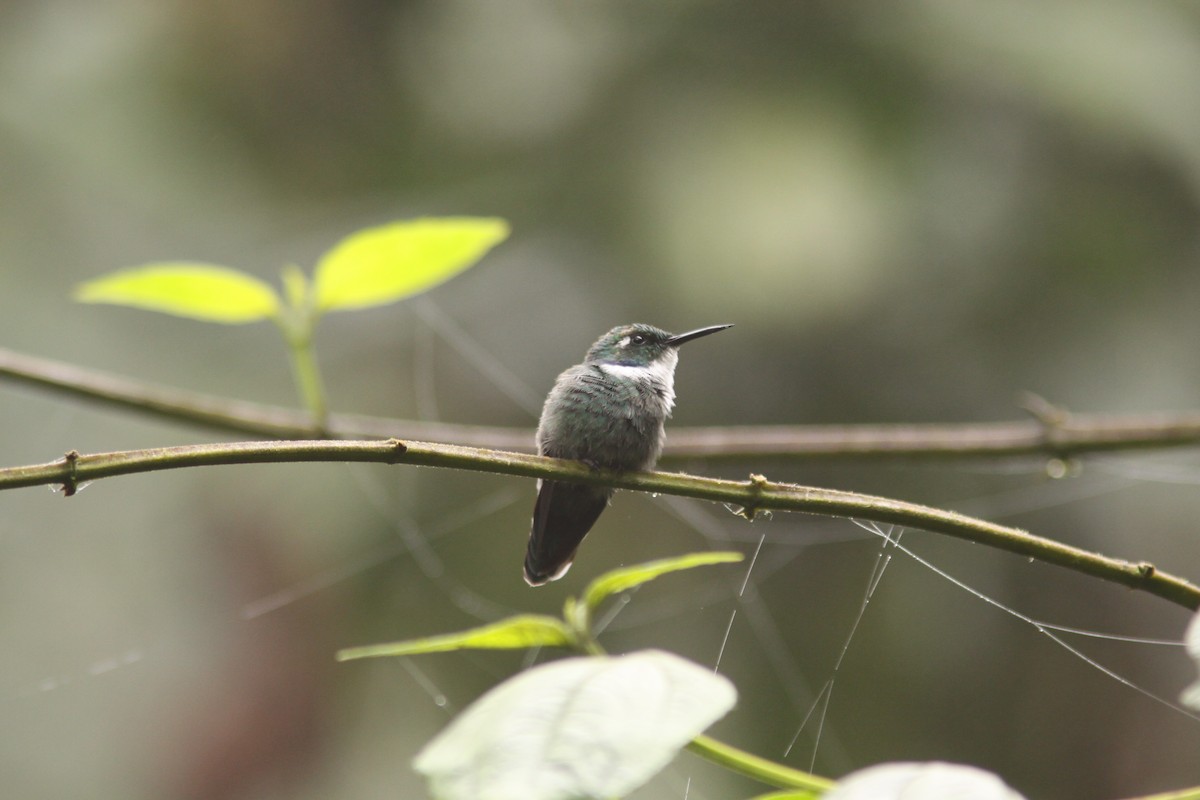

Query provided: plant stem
[285,330,329,433]
[686,735,833,793]
[1118,787,1200,800]
[271,296,330,433]
[12,344,1200,459]
[2,438,1197,610]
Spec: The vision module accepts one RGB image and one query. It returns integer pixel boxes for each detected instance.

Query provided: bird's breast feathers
[596,349,678,412]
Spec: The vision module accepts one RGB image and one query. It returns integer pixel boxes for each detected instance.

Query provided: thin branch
[668,415,1200,459]
[3,438,1197,611]
[0,346,531,448]
[8,346,1200,459]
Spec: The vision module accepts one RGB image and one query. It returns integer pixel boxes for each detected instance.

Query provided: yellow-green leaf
[336,614,571,662]
[313,217,509,313]
[583,551,744,613]
[76,263,281,324]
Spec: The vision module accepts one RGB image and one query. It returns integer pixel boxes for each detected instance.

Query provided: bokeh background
[3,1,1200,798]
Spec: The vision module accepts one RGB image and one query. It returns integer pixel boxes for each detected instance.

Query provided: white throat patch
[598,348,678,412]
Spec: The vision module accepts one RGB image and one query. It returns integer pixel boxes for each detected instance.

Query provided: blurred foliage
[3,2,1200,799]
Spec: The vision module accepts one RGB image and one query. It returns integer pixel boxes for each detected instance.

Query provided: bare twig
[6,346,1200,459]
[0,346,531,448]
[3,438,1197,611]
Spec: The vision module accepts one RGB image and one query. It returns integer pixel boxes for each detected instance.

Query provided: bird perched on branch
[524,322,732,586]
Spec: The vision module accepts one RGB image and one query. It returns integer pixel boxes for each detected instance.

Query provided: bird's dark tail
[524,480,611,586]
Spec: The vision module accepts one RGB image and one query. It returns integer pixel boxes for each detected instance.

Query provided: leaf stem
[1117,787,1200,800]
[687,735,834,793]
[271,290,329,433]
[284,329,329,433]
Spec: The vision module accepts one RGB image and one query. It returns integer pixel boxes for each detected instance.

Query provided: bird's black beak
[666,324,733,347]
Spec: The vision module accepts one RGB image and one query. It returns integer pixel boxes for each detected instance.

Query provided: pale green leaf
[583,551,744,613]
[313,217,509,312]
[414,649,737,800]
[747,793,821,800]
[336,615,570,662]
[76,263,280,324]
[825,762,1027,800]
[1182,610,1200,710]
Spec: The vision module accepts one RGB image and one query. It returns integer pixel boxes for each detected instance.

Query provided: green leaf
[747,793,821,800]
[313,217,509,312]
[76,264,281,324]
[336,615,571,662]
[413,649,737,800]
[825,762,1027,800]
[583,551,744,613]
[1182,610,1200,710]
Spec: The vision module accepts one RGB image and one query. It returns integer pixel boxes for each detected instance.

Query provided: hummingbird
[524,322,732,586]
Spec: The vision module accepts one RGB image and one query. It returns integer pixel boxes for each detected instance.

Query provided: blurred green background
[3,1,1200,798]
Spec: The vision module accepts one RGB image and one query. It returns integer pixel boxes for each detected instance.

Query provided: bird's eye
[629,334,647,345]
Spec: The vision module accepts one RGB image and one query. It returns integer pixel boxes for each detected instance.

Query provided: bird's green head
[584,323,732,367]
